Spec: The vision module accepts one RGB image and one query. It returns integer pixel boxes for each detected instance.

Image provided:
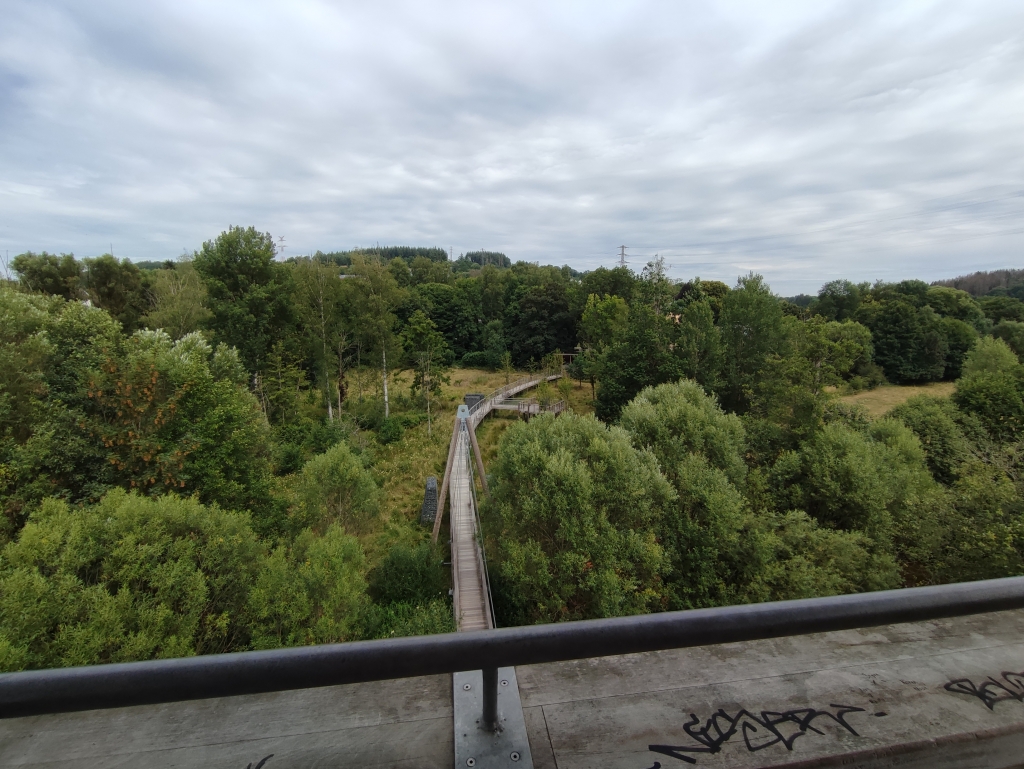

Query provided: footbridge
[430,372,563,632]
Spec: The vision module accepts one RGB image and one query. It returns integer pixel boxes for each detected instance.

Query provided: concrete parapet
[6,599,1024,768]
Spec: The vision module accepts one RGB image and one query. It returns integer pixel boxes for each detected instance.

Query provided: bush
[296,443,380,533]
[0,490,265,671]
[247,525,367,649]
[359,599,455,639]
[368,542,449,605]
[377,417,405,444]
[487,413,673,623]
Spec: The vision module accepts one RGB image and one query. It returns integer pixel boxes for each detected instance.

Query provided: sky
[1,1,1023,295]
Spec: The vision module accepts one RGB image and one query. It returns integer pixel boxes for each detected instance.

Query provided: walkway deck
[7,609,1024,768]
[448,373,561,632]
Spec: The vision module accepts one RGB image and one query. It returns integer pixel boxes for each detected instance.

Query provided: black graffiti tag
[245,755,273,769]
[945,671,1024,710]
[647,704,871,765]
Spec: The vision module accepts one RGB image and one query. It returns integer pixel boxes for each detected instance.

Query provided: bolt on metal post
[481,667,498,732]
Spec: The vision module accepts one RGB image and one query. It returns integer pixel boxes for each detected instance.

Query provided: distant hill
[933,268,1024,297]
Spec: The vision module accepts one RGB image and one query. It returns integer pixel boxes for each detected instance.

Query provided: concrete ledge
[4,610,1024,768]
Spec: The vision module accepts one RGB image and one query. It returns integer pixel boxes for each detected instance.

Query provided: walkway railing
[3,576,1024,718]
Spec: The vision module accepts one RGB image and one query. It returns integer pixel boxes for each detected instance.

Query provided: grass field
[839,381,956,418]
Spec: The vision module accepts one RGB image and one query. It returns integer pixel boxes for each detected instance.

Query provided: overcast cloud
[1,0,1022,294]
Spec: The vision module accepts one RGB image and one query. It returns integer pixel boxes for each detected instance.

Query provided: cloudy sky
[2,1,1022,294]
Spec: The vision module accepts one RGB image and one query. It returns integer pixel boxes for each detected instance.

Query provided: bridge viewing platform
[4,600,1024,768]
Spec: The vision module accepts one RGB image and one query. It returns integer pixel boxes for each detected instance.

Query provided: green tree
[0,490,265,671]
[671,299,723,391]
[718,273,786,412]
[296,442,380,534]
[402,310,451,436]
[812,280,863,321]
[487,413,673,624]
[579,294,629,351]
[82,255,150,334]
[143,260,212,341]
[292,258,350,420]
[993,320,1024,360]
[11,252,82,300]
[856,299,947,383]
[82,331,274,522]
[247,525,366,649]
[620,380,746,486]
[349,256,405,418]
[594,305,681,422]
[193,226,293,373]
[889,396,972,485]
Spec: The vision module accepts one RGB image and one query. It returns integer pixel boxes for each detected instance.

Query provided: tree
[856,300,947,383]
[579,294,629,351]
[292,258,349,420]
[81,331,274,523]
[889,396,972,485]
[619,380,746,486]
[296,442,380,534]
[487,413,673,624]
[142,260,212,340]
[11,252,82,300]
[594,305,681,422]
[718,273,786,412]
[812,280,863,321]
[349,256,405,419]
[619,382,762,610]
[0,490,265,671]
[672,299,723,391]
[402,310,451,436]
[993,320,1024,361]
[247,525,366,649]
[752,317,873,439]
[82,255,150,333]
[925,286,986,332]
[193,226,293,374]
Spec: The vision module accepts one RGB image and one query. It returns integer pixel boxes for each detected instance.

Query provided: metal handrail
[3,576,1024,718]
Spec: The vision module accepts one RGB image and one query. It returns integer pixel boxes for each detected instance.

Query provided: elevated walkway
[433,371,562,632]
[6,608,1024,768]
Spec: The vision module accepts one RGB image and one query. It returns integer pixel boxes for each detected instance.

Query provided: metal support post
[481,667,498,732]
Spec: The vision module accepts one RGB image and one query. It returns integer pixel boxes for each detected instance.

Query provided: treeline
[487,342,1024,624]
[5,222,1024,663]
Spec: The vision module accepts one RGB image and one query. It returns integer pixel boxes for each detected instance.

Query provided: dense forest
[3,226,1024,671]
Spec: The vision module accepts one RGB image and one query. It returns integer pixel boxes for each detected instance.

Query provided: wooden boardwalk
[449,422,491,631]
[446,373,561,632]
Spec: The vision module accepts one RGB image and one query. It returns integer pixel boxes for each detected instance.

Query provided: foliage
[143,260,212,340]
[367,542,449,605]
[718,273,786,412]
[0,490,264,671]
[295,442,379,533]
[594,305,681,421]
[11,252,82,300]
[193,226,293,372]
[247,525,366,649]
[619,380,745,486]
[487,413,673,624]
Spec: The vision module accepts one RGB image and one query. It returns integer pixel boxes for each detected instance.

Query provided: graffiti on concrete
[646,704,884,765]
[945,671,1024,710]
[244,755,273,769]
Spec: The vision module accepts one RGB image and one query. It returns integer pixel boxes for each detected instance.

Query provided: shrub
[0,490,264,671]
[296,443,380,533]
